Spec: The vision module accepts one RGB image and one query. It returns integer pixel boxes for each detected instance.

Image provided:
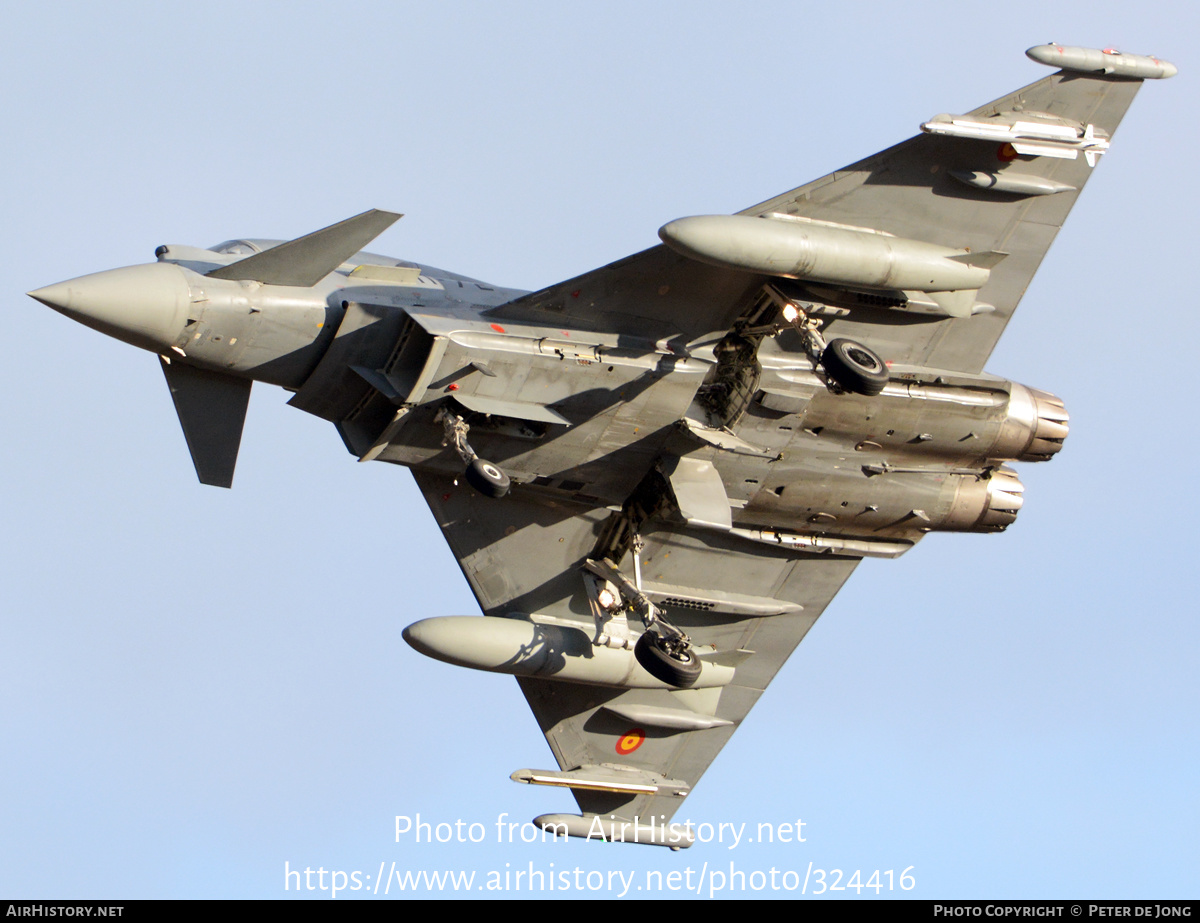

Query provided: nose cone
[29,262,192,353]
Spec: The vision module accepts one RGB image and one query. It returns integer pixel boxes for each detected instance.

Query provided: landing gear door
[660,454,732,531]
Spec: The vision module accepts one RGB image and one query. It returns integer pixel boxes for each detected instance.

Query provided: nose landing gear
[465,458,511,499]
[438,408,511,499]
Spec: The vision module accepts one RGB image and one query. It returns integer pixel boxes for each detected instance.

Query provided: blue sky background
[3,1,1196,900]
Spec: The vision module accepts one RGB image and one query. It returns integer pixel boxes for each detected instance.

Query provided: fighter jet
[30,45,1174,848]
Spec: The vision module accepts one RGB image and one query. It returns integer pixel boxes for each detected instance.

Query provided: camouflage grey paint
[29,45,1174,845]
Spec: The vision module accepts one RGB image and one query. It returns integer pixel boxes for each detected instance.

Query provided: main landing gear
[821,337,889,396]
[762,285,890,397]
[634,628,703,688]
[438,408,511,499]
[584,542,702,689]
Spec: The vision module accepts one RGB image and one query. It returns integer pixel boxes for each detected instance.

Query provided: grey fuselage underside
[165,244,1054,551]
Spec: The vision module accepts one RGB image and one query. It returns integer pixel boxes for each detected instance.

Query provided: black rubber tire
[821,338,889,396]
[634,631,702,688]
[465,458,511,499]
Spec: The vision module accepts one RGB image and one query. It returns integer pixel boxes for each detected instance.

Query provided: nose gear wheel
[465,458,511,499]
[437,407,511,499]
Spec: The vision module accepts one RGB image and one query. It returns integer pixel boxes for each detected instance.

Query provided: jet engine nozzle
[29,262,192,354]
[997,385,1070,462]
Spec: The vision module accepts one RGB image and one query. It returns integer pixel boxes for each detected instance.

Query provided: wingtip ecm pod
[1026,44,1177,80]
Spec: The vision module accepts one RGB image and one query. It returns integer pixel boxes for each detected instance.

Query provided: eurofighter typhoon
[30,46,1174,847]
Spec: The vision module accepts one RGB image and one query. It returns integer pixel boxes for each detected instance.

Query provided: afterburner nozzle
[29,262,192,354]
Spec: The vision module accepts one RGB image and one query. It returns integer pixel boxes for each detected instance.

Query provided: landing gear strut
[438,408,510,499]
[583,541,702,689]
[762,284,890,397]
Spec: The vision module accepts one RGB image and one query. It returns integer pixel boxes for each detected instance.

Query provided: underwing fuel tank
[658,215,1003,305]
[403,616,733,689]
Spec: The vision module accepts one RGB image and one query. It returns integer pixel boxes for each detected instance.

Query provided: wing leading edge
[490,60,1153,374]
[736,68,1145,373]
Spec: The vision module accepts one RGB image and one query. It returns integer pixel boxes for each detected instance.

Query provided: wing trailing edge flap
[206,209,402,287]
[159,358,252,488]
